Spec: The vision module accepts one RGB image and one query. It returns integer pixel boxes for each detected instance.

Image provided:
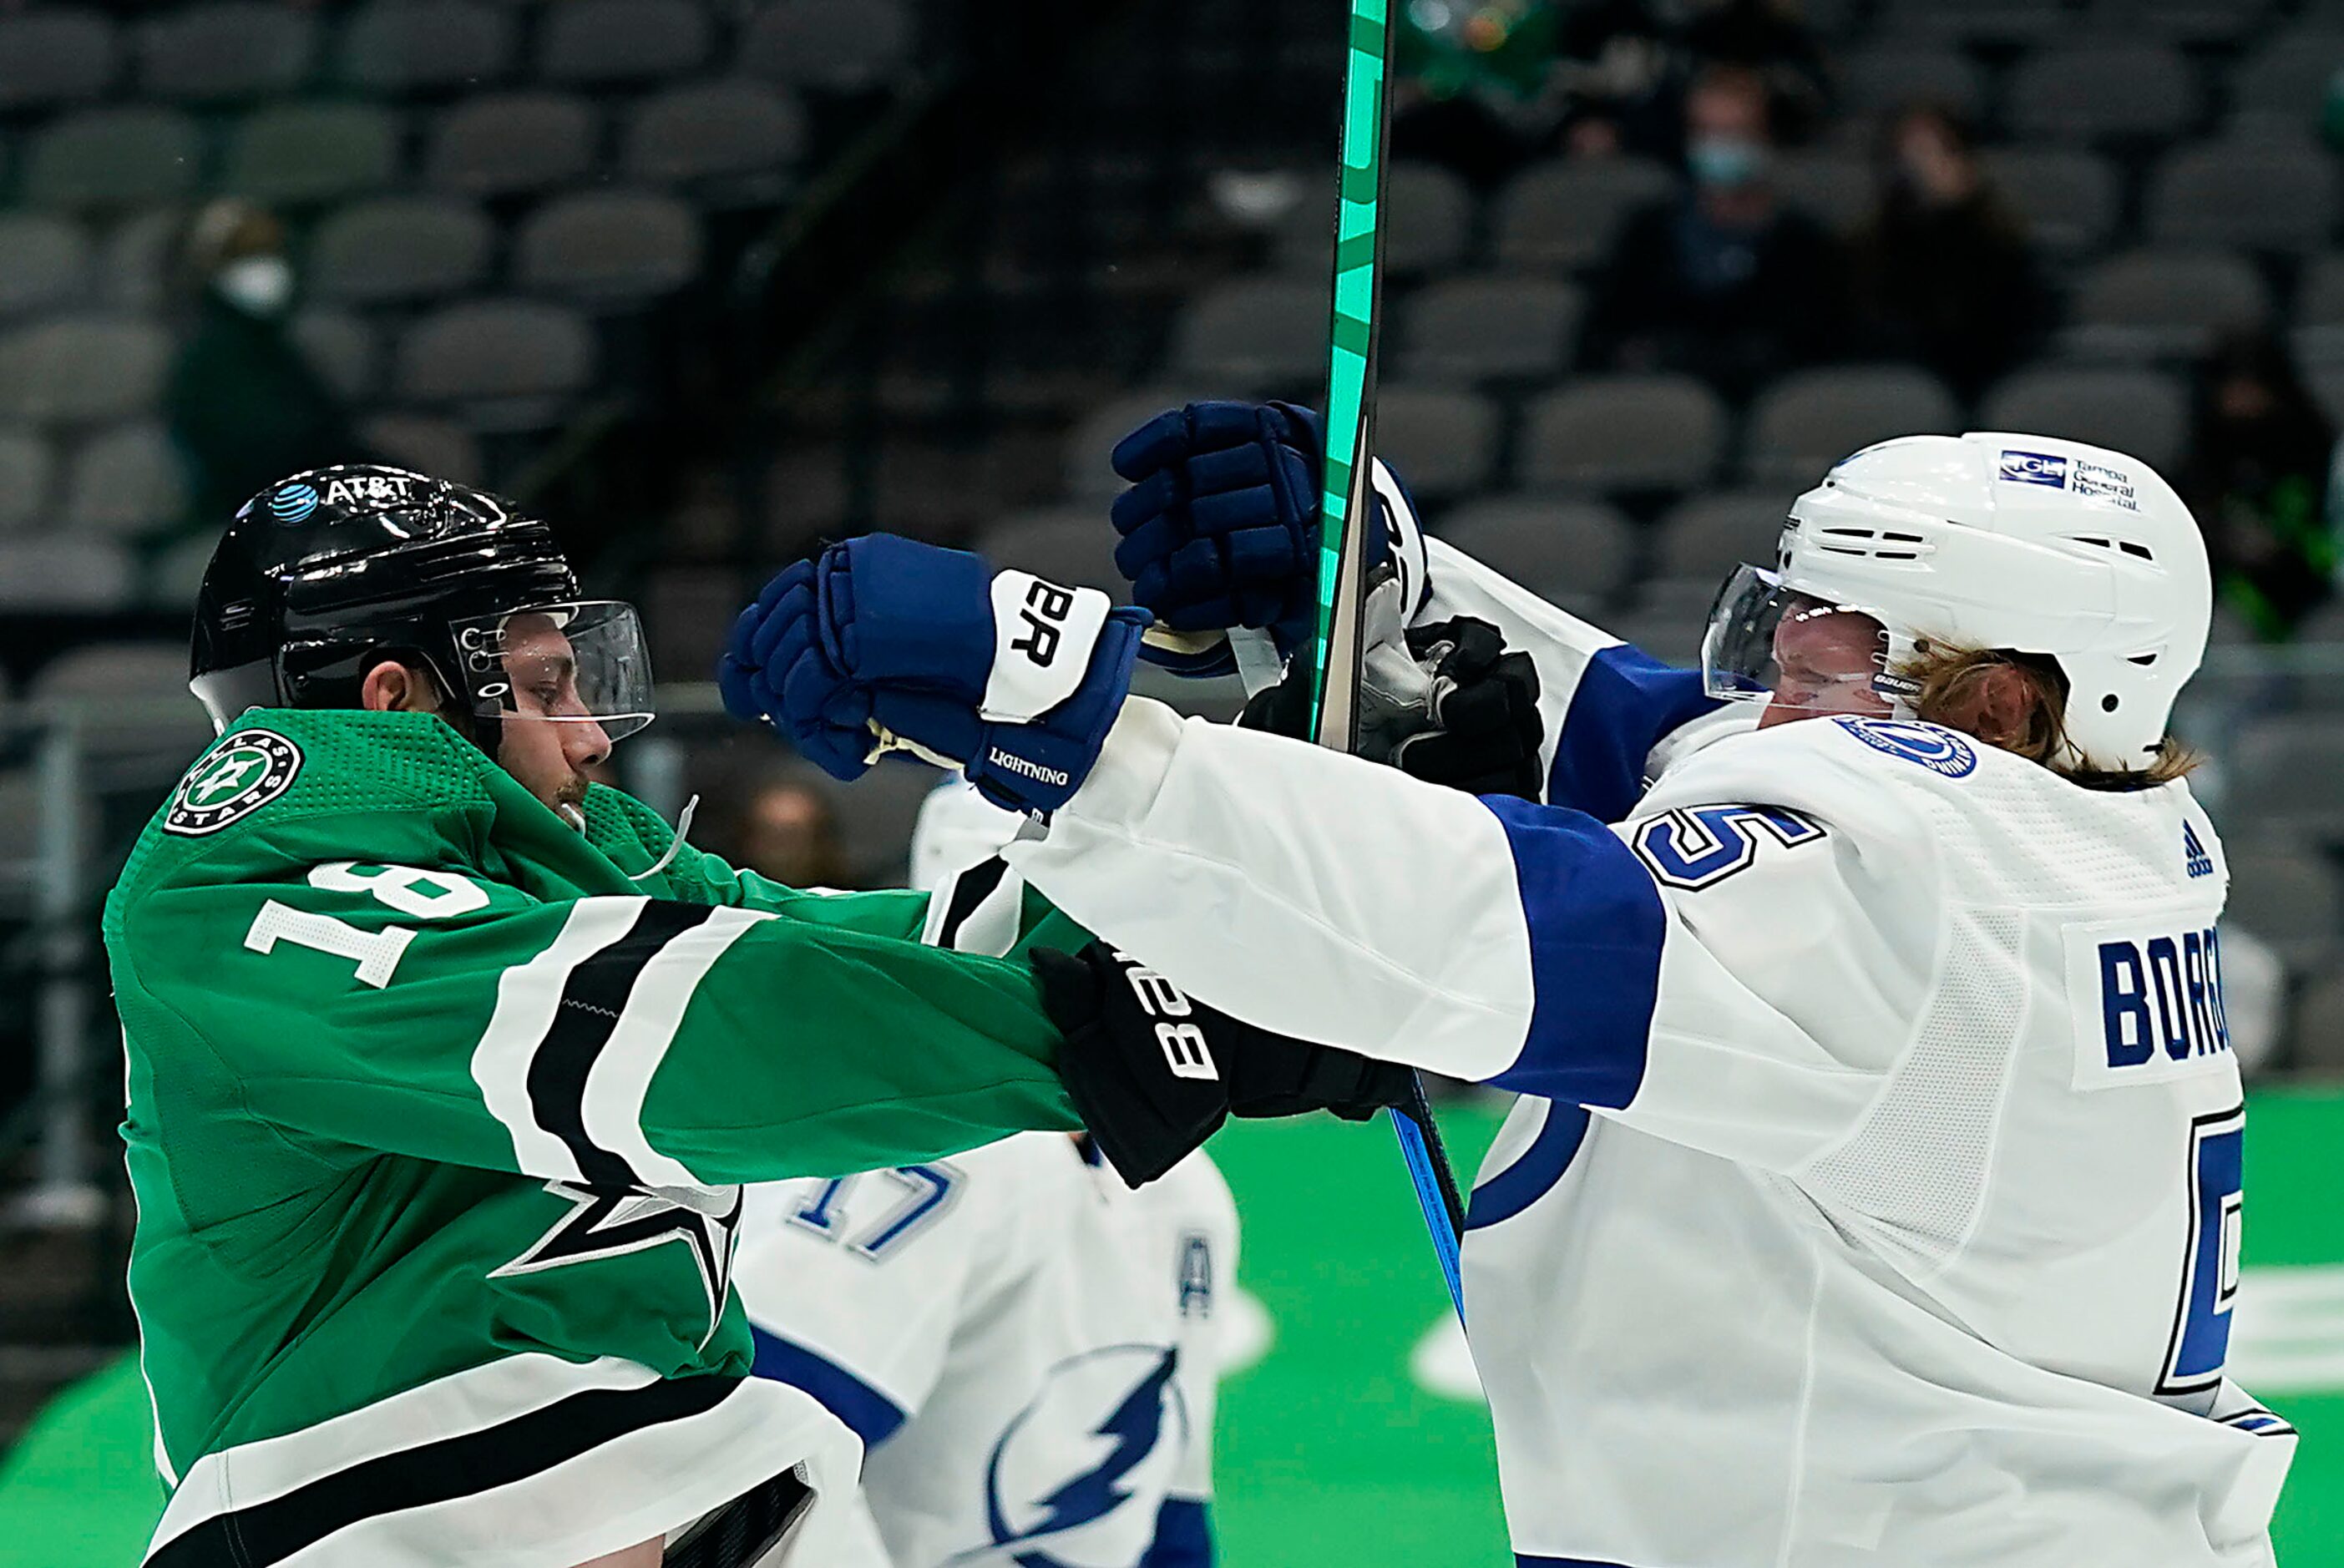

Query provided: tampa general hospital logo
[165,730,303,837]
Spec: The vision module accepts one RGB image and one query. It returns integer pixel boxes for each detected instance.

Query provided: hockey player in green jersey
[107,467,1406,1568]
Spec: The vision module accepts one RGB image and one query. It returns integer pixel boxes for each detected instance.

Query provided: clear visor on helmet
[1701,564,1902,726]
[448,600,654,743]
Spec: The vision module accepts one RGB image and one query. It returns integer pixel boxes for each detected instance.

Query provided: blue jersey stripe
[1139,1495,1214,1567]
[1479,797,1664,1106]
[1547,643,1720,823]
[748,1326,908,1448]
[1465,1100,1592,1232]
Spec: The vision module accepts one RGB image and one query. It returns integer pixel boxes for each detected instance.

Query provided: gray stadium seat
[2295,970,2344,1072]
[1772,152,1874,235]
[97,209,181,311]
[1977,366,2188,473]
[1374,387,1499,503]
[222,103,397,205]
[1277,162,1473,279]
[2291,254,2344,362]
[0,429,57,534]
[2223,838,2341,969]
[1520,374,1726,493]
[1981,149,2120,259]
[2063,249,2270,360]
[1436,496,1637,604]
[0,315,170,427]
[427,93,596,197]
[2226,29,2344,138]
[29,641,211,756]
[136,3,316,104]
[1744,366,1960,483]
[1873,0,2070,43]
[357,412,483,486]
[740,0,914,91]
[1494,157,1676,272]
[1397,276,1582,382]
[1657,490,1790,583]
[23,108,202,210]
[2145,142,2337,252]
[2007,45,2199,143]
[2083,0,2271,43]
[1168,278,1328,390]
[337,0,515,94]
[2227,722,2344,839]
[0,538,134,612]
[975,508,1123,598]
[835,756,947,888]
[624,81,805,189]
[1061,386,1223,501]
[291,310,380,402]
[514,191,704,304]
[61,422,187,538]
[539,0,711,86]
[1840,45,1987,122]
[308,197,494,306]
[0,9,117,112]
[0,215,91,321]
[396,299,596,422]
[146,532,221,610]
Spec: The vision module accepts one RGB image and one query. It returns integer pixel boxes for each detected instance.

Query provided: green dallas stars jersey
[104,708,1085,1568]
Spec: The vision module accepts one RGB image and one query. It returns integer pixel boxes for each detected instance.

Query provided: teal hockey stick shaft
[1304,0,1469,1321]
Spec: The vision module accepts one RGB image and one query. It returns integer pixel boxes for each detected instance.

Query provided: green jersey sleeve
[114,847,1081,1190]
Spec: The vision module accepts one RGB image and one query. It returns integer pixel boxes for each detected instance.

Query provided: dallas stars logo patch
[492,1181,744,1348]
[164,730,303,837]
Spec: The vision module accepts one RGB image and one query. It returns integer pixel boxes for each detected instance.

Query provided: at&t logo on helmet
[266,483,320,524]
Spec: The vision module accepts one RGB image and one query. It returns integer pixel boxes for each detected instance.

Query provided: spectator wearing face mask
[2180,330,2343,642]
[165,200,367,534]
[1577,63,1845,397]
[1850,104,2047,400]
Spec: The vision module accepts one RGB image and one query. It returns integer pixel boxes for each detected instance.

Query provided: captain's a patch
[165,730,303,836]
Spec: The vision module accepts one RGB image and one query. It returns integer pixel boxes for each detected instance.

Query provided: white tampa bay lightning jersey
[731,1133,1236,1568]
[1000,533,2297,1567]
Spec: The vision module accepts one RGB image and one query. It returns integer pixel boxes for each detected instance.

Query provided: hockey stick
[1304,0,1470,1321]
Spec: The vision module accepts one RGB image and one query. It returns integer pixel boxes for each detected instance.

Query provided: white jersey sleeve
[1004,699,1942,1176]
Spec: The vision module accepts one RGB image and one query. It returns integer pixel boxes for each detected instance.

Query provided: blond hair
[1895,642,2199,789]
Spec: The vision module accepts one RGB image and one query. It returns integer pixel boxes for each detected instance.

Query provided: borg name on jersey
[2067,911,2233,1089]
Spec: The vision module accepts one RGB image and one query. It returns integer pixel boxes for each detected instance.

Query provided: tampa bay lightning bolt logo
[267,482,320,524]
[1833,716,1977,777]
[959,1344,1189,1568]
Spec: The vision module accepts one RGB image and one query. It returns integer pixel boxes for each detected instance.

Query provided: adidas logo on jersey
[2184,822,2215,880]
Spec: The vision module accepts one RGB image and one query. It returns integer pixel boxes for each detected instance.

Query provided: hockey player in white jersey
[716,416,2298,1566]
[731,779,1238,1568]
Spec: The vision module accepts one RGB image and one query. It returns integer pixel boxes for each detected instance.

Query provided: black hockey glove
[1239,614,1546,802]
[1390,617,1546,801]
[1033,941,1412,1187]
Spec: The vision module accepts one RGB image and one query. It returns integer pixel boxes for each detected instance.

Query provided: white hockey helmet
[1702,432,2211,773]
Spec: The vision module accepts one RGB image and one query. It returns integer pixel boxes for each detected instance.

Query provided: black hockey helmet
[190,464,654,749]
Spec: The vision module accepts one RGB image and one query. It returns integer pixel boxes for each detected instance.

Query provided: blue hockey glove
[1108,400,1329,674]
[718,534,1149,814]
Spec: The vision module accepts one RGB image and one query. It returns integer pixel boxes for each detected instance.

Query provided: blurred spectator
[165,200,366,534]
[1578,64,1844,397]
[2180,331,2343,641]
[1850,105,2047,400]
[1392,0,1570,187]
[727,770,855,889]
[1552,0,1829,161]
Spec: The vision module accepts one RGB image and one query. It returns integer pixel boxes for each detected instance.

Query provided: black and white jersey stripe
[471,897,774,1190]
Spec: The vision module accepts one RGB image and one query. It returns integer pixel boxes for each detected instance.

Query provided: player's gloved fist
[1390,617,1547,801]
[717,534,1150,814]
[1109,401,1329,673]
[1033,941,1413,1187]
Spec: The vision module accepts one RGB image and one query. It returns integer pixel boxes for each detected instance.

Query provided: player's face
[1759,598,1892,730]
[494,613,611,822]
